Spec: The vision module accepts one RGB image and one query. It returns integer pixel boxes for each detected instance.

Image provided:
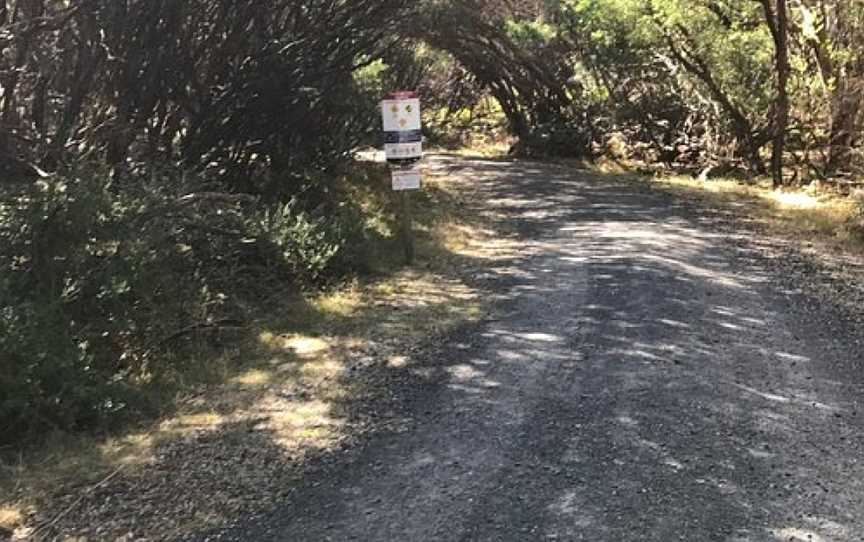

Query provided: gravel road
[198,155,864,541]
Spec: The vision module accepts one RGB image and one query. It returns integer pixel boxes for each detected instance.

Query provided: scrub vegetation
[2,0,864,537]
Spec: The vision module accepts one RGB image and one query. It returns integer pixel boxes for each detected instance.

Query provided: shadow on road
[65,154,860,541]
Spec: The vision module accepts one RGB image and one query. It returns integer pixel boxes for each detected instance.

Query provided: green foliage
[505,19,558,45]
[519,117,595,158]
[4,0,864,450]
[0,175,164,438]
[0,166,379,444]
[0,0,412,187]
[256,199,356,283]
[0,0,426,446]
[420,0,864,175]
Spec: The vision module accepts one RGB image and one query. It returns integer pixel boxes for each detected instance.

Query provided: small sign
[384,142,422,160]
[392,168,422,191]
[382,93,421,132]
[382,91,422,162]
[384,130,422,144]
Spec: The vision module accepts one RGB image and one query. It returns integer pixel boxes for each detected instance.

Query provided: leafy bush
[254,198,370,284]
[849,191,864,238]
[0,1,412,188]
[517,118,595,159]
[0,166,375,444]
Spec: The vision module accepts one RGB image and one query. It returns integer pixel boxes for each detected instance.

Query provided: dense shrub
[255,198,372,284]
[850,192,864,238]
[0,0,411,186]
[0,0,418,445]
[517,118,595,159]
[0,168,376,444]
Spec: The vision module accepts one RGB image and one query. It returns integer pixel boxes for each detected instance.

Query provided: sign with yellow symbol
[382,91,422,162]
[381,91,422,194]
[381,92,421,133]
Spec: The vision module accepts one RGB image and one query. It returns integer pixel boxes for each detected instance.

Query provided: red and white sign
[382,91,422,161]
[382,92,421,132]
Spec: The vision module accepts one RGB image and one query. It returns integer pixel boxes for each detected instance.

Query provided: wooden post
[381,90,421,265]
[399,183,415,265]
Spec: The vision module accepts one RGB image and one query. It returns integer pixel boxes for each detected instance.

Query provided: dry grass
[643,174,864,254]
[0,160,505,540]
[442,138,514,158]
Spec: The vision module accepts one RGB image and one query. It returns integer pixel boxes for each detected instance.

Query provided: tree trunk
[805,0,864,175]
[773,0,790,188]
[760,0,791,188]
[0,1,8,157]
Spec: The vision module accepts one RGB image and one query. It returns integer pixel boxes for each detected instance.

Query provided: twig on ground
[145,319,246,352]
[31,466,125,541]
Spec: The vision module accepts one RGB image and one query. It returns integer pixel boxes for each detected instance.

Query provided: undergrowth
[0,157,493,539]
[0,162,395,447]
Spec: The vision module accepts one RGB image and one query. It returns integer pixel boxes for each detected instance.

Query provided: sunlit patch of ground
[773,529,822,542]
[0,283,484,539]
[642,174,863,253]
[0,508,22,538]
[0,154,511,541]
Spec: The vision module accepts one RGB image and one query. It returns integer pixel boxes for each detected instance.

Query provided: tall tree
[758,0,791,187]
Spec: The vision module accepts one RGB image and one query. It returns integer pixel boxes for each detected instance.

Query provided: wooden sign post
[381,91,422,265]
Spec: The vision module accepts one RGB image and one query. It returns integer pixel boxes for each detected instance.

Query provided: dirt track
[194,155,864,541]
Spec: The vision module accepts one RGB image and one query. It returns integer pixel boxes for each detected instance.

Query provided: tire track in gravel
[192,155,864,542]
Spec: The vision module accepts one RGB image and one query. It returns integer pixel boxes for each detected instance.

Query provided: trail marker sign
[391,167,422,191]
[381,90,422,265]
[382,91,422,161]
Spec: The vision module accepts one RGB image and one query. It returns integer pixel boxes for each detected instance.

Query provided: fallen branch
[132,192,258,230]
[176,192,258,207]
[145,318,246,352]
[31,466,125,541]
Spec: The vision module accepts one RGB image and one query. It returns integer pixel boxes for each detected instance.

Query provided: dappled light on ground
[218,155,864,541]
[0,156,507,540]
[652,174,863,254]
[5,155,863,541]
[773,524,849,542]
[769,191,823,210]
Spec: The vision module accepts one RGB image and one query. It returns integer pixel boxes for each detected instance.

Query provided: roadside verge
[0,155,518,541]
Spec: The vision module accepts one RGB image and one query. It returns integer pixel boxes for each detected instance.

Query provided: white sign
[392,168,422,191]
[382,96,421,132]
[382,91,422,162]
[384,142,423,160]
